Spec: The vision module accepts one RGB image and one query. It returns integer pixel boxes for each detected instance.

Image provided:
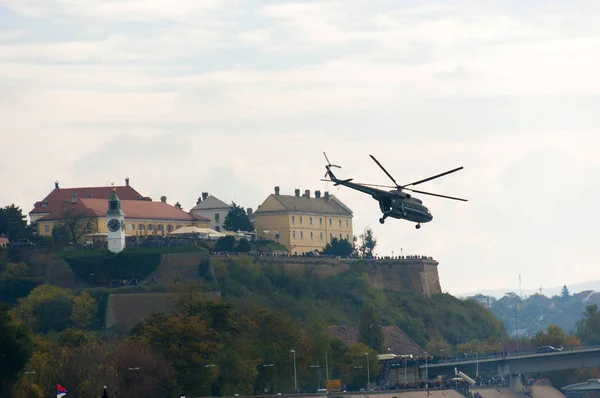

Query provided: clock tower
[106,188,125,253]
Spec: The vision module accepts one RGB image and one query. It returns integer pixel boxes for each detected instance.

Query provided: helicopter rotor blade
[404,187,468,202]
[323,152,341,168]
[369,155,399,187]
[402,167,464,188]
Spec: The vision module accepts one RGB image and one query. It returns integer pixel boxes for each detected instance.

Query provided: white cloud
[2,0,600,294]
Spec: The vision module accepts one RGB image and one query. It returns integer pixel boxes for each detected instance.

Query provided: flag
[57,384,67,398]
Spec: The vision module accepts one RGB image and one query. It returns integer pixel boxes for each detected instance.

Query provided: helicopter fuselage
[375,192,433,223]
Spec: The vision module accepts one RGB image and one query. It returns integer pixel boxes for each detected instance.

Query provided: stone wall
[215,255,442,296]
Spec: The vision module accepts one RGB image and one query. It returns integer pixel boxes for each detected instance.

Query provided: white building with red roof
[30,178,210,241]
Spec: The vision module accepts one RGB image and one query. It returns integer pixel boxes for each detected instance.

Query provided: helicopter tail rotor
[323,152,341,177]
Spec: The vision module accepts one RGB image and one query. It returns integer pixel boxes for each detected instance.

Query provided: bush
[235,239,251,253]
[214,236,236,252]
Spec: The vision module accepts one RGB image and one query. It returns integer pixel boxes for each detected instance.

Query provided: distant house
[30,179,209,240]
[254,186,353,255]
[469,294,495,308]
[189,192,231,232]
[0,234,9,248]
[29,178,147,224]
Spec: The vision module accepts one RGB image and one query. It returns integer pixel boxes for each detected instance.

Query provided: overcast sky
[1,0,599,296]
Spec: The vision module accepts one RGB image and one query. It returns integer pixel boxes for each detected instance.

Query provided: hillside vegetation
[208,256,503,347]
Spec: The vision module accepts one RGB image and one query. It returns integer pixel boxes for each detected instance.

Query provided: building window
[44,224,49,233]
[320,232,323,240]
[330,232,333,239]
[310,231,313,240]
[319,217,323,225]
[329,218,332,226]
[300,216,303,224]
[148,224,154,231]
[129,224,135,231]
[340,233,342,239]
[338,219,341,227]
[310,217,313,225]
[167,225,173,233]
[292,216,295,224]
[215,213,220,222]
[346,219,349,227]
[346,233,350,240]
[138,224,145,230]
[293,230,296,238]
[300,231,304,239]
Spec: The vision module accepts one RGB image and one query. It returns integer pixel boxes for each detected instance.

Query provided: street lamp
[475,352,479,379]
[261,364,274,393]
[369,324,375,349]
[364,352,370,392]
[310,365,321,389]
[291,350,297,394]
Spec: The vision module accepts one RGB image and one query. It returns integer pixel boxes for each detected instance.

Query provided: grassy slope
[210,257,503,347]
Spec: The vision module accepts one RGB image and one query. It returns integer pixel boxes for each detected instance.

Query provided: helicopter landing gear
[415,223,421,229]
[379,212,391,224]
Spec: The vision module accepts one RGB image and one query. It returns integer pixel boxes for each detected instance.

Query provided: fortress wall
[220,256,442,296]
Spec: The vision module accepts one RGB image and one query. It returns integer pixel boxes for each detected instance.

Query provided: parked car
[537,345,563,353]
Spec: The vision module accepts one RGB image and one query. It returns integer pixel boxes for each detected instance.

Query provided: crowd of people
[384,377,471,391]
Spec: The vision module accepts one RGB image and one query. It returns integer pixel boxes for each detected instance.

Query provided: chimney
[247,208,253,217]
[202,192,209,200]
[55,181,59,189]
[71,192,77,204]
[315,190,321,198]
[304,189,310,198]
[295,189,300,197]
[274,186,280,195]
[125,177,130,186]
[324,191,330,199]
[175,202,182,209]
[197,197,202,205]
[161,196,167,203]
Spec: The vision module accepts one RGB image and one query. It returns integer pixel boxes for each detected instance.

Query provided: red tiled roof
[37,198,210,222]
[30,185,145,215]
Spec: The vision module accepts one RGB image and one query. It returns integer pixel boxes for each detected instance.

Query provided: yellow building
[254,187,353,255]
[31,181,209,240]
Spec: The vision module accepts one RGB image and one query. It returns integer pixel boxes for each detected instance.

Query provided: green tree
[70,291,97,329]
[561,285,570,301]
[214,235,236,252]
[358,227,377,259]
[0,262,28,279]
[14,285,73,331]
[0,204,30,241]
[576,304,600,345]
[0,303,34,395]
[223,202,254,232]
[55,208,97,244]
[358,302,383,352]
[32,296,73,333]
[235,239,252,253]
[321,237,354,257]
[531,324,568,348]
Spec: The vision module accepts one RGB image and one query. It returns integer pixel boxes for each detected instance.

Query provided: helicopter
[321,152,467,229]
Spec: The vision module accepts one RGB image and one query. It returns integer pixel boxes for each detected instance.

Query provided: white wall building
[190,192,230,232]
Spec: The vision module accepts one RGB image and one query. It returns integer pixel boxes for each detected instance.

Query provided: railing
[425,344,600,367]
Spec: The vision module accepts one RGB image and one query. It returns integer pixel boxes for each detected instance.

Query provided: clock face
[107,218,121,232]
